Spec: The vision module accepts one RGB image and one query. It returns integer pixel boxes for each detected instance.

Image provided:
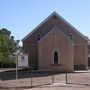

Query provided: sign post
[16,54,18,79]
[16,54,28,79]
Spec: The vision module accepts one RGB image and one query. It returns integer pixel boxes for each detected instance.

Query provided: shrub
[0,56,16,68]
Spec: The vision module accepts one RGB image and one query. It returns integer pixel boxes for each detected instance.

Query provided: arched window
[37,34,41,41]
[54,51,58,64]
[68,34,73,40]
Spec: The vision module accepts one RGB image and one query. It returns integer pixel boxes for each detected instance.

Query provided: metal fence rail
[0,69,90,88]
[66,72,90,85]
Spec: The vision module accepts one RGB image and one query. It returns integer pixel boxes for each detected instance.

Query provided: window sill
[50,64,62,66]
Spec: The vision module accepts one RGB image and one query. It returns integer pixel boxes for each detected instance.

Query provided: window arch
[37,34,41,41]
[54,51,58,64]
[68,33,73,40]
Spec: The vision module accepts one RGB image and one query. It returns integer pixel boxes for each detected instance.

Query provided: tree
[0,28,21,68]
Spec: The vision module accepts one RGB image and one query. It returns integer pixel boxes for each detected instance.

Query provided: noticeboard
[17,54,28,67]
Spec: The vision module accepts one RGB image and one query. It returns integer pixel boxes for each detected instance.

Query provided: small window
[69,34,73,39]
[54,51,58,64]
[37,34,41,41]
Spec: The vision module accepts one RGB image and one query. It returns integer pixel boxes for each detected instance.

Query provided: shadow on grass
[0,69,57,81]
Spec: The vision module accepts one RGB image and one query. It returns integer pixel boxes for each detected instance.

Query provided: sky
[0,0,90,46]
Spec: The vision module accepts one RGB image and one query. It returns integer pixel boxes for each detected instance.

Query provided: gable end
[22,12,88,41]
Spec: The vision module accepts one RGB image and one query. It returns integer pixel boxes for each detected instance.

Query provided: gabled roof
[38,27,71,44]
[22,11,88,41]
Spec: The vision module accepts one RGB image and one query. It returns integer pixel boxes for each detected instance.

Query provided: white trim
[22,11,88,41]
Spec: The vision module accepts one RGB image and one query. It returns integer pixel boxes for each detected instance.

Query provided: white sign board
[18,54,28,67]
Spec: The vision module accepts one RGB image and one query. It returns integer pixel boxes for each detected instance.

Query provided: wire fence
[0,69,90,88]
[66,72,90,85]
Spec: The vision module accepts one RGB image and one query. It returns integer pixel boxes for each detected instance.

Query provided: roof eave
[22,11,88,41]
[22,12,57,41]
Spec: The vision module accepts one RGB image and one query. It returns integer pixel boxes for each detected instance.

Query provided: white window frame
[52,49,60,64]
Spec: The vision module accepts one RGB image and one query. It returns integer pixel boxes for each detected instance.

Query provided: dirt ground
[27,86,90,90]
[0,69,90,90]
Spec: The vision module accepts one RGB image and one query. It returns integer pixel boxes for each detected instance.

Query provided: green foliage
[0,28,21,68]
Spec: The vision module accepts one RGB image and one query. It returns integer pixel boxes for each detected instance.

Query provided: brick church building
[22,12,89,72]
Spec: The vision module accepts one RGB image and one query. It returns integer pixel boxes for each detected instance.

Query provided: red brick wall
[23,16,88,70]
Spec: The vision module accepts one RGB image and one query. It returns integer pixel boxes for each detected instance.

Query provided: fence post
[31,70,33,88]
[52,70,54,84]
[66,72,68,84]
